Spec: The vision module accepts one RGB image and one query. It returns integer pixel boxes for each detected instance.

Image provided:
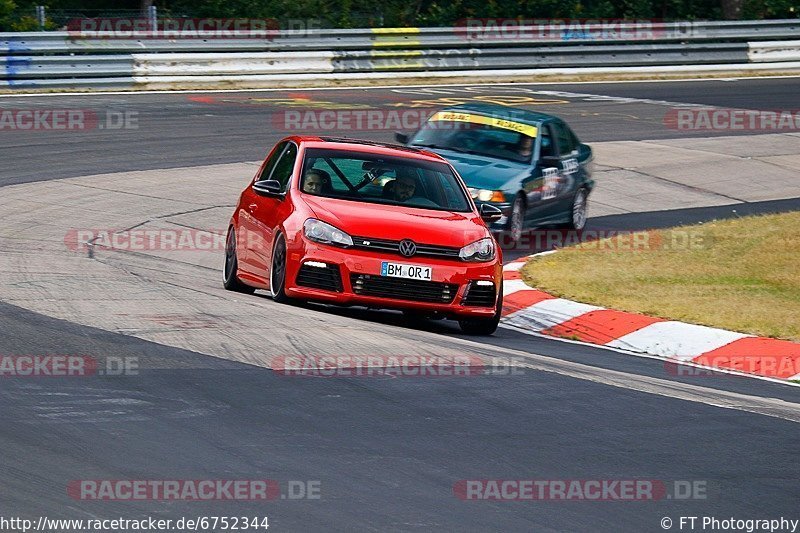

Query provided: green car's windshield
[410,118,536,164]
[300,148,472,212]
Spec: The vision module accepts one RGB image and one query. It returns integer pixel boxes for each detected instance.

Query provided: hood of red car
[301,195,490,247]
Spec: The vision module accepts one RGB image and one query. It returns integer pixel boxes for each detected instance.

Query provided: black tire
[566,188,589,231]
[458,282,503,335]
[270,233,290,303]
[223,227,255,294]
[506,194,525,243]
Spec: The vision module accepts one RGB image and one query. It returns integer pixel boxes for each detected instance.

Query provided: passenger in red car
[303,169,329,194]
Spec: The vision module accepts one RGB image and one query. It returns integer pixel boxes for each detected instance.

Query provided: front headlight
[303,218,353,247]
[459,237,495,262]
[469,188,506,202]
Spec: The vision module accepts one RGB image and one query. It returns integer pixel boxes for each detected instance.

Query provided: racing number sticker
[562,158,579,175]
[542,167,560,200]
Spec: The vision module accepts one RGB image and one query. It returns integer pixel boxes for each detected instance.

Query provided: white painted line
[502,279,531,296]
[502,251,552,271]
[606,321,751,359]
[498,322,800,388]
[502,262,526,272]
[504,298,602,331]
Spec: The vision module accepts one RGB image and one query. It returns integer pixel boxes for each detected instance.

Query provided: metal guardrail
[1,20,799,89]
[3,21,800,53]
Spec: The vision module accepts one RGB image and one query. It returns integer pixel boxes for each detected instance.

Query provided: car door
[238,141,287,279]
[524,123,563,225]
[549,121,584,221]
[247,141,299,285]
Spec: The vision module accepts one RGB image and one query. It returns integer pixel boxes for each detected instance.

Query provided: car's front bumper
[284,239,502,318]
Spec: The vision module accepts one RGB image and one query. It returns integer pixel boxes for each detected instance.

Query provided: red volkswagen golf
[223,136,504,334]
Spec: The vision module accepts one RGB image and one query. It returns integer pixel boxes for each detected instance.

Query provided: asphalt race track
[2,76,800,186]
[1,77,799,531]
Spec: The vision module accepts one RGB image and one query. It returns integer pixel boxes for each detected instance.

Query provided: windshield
[300,148,472,212]
[410,112,537,164]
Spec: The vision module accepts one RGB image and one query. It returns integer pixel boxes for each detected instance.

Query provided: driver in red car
[392,171,417,202]
[389,168,438,207]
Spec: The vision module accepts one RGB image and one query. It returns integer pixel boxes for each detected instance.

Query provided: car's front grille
[462,281,497,307]
[350,274,457,303]
[351,237,461,260]
[296,263,343,292]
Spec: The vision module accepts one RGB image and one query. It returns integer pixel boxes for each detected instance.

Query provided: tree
[0,0,16,30]
[721,0,744,18]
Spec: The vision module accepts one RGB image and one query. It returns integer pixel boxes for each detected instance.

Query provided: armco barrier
[747,39,800,62]
[330,43,751,72]
[1,20,799,90]
[133,52,335,76]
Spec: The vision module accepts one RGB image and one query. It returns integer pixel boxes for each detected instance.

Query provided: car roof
[290,136,446,162]
[438,102,558,127]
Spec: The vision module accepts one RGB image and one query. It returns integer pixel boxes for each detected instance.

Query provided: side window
[256,141,287,183]
[307,158,350,193]
[268,142,299,191]
[539,125,556,159]
[553,123,576,156]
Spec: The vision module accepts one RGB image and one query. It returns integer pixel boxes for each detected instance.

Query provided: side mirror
[394,132,409,145]
[479,203,503,223]
[253,179,283,197]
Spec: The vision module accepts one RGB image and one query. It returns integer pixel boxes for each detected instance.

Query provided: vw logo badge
[399,239,417,257]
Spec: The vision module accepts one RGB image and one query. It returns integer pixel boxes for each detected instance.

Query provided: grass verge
[520,212,800,341]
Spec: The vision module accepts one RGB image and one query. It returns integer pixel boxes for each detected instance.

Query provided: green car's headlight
[468,188,506,203]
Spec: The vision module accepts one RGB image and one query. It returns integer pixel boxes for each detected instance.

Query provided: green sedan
[396,103,595,242]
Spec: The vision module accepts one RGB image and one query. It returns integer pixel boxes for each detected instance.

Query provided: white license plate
[380,262,432,281]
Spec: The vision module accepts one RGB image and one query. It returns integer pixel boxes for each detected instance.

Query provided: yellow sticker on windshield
[428,111,538,137]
